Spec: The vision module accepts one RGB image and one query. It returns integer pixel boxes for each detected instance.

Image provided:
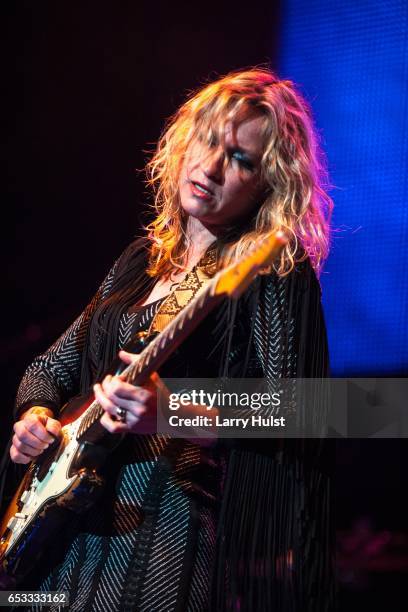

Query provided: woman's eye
[231,150,254,171]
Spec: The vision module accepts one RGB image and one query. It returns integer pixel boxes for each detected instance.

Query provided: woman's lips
[190,180,214,201]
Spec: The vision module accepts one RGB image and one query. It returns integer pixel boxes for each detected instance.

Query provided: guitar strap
[148,245,218,334]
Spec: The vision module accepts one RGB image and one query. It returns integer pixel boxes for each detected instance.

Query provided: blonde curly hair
[145,67,332,277]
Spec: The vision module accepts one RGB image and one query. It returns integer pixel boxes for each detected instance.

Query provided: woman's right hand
[10,407,62,464]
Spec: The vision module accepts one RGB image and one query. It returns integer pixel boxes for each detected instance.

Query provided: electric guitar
[0,231,286,585]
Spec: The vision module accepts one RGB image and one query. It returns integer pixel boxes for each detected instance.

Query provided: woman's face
[178,113,266,230]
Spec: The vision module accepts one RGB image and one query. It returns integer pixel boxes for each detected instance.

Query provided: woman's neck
[185,217,218,264]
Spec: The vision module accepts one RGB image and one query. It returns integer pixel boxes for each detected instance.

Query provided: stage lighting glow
[279,0,408,374]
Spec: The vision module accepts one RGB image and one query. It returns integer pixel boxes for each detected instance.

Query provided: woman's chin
[181,198,213,220]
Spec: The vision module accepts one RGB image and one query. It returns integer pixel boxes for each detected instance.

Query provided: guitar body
[0,393,115,585]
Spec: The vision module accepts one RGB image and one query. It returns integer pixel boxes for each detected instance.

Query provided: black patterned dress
[14,239,334,612]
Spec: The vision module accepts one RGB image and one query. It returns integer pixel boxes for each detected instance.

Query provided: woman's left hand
[95,350,158,434]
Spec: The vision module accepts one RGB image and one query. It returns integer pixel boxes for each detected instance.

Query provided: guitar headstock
[213,231,287,299]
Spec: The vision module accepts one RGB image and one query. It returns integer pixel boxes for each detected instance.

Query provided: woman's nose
[200,147,225,182]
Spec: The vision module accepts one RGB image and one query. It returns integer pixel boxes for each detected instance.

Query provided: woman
[9,68,333,611]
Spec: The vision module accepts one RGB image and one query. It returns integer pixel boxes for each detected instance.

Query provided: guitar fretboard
[75,230,286,442]
[76,277,220,440]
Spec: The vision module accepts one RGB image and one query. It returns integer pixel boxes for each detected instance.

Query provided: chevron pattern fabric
[16,241,331,611]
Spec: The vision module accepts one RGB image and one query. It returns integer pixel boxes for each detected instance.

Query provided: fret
[159,336,167,349]
[138,354,148,373]
[128,363,137,381]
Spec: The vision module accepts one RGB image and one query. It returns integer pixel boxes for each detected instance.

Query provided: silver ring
[115,406,127,423]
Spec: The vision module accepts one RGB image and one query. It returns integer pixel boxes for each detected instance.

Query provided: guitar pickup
[7,512,28,529]
[20,491,30,503]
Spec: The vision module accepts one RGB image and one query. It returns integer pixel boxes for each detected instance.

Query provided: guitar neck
[76,278,221,440]
[75,230,286,442]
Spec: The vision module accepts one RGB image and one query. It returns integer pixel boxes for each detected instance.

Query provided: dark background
[2,2,407,609]
[2,0,278,409]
